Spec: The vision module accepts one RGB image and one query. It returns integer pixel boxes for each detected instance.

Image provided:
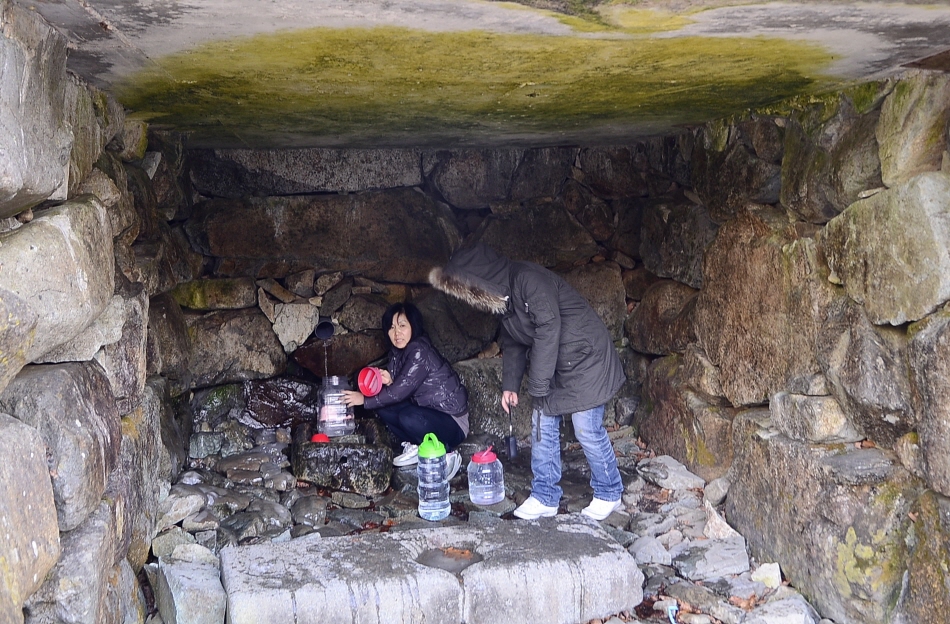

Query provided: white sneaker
[393,442,419,467]
[513,496,558,520]
[445,451,462,481]
[581,498,623,521]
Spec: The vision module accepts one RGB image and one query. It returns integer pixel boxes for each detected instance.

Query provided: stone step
[220,515,643,624]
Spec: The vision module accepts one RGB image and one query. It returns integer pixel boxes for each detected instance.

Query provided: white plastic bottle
[468,446,505,506]
[417,433,450,521]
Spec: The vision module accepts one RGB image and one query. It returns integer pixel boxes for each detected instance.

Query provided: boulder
[336,294,389,334]
[0,196,114,362]
[0,4,71,218]
[606,197,644,261]
[122,223,204,298]
[780,91,884,224]
[877,71,950,188]
[639,196,718,289]
[727,411,920,624]
[0,414,61,617]
[693,210,838,406]
[817,297,915,447]
[189,148,423,197]
[454,358,533,442]
[64,74,108,197]
[621,265,663,302]
[474,197,599,269]
[111,119,149,162]
[184,188,460,283]
[562,262,627,342]
[818,172,950,325]
[625,280,698,356]
[171,277,258,311]
[0,363,120,531]
[425,148,522,209]
[184,308,287,389]
[633,356,734,482]
[76,166,136,239]
[23,502,118,624]
[100,559,145,624]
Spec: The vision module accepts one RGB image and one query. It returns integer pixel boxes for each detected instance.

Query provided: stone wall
[3,3,950,623]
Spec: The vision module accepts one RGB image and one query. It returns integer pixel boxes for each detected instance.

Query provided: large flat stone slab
[220,516,643,624]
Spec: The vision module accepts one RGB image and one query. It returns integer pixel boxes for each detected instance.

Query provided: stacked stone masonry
[2,4,950,623]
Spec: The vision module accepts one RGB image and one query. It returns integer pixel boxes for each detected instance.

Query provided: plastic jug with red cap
[467,446,505,506]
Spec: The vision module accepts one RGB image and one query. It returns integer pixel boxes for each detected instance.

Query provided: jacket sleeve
[519,273,560,398]
[500,325,527,393]
[364,343,427,409]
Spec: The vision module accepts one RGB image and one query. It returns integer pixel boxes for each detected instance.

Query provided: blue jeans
[529,405,623,508]
[374,401,466,452]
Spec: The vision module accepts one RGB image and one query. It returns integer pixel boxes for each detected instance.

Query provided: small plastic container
[417,433,450,521]
[468,446,505,506]
[318,376,355,437]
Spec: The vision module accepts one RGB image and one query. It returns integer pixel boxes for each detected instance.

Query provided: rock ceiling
[24,0,950,148]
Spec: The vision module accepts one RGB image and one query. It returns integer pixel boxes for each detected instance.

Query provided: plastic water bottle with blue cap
[417,432,451,521]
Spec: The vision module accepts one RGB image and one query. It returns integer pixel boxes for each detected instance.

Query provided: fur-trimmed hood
[429,244,511,315]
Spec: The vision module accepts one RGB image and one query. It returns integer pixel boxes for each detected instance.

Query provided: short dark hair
[381,302,426,346]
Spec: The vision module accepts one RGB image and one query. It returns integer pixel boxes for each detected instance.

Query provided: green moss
[845,80,887,115]
[116,26,834,147]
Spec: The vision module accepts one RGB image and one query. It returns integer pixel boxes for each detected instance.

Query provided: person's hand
[379,370,393,385]
[342,390,365,406]
[501,390,519,414]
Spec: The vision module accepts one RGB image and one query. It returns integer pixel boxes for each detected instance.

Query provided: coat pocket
[556,339,592,372]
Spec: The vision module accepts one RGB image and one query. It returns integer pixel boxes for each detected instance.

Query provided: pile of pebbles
[150,418,831,624]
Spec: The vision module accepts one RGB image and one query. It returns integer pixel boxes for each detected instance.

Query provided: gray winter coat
[430,244,625,416]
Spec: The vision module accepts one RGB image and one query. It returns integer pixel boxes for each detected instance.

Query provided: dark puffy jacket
[430,244,625,416]
[364,335,470,435]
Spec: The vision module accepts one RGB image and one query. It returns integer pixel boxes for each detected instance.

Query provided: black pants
[374,401,465,452]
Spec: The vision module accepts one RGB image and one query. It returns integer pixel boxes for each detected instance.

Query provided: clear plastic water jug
[318,376,355,437]
[417,432,450,521]
[468,446,505,506]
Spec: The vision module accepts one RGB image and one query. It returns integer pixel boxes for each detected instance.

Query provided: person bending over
[343,302,468,480]
[430,243,625,521]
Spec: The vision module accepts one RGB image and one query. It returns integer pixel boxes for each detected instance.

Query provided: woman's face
[388,312,412,349]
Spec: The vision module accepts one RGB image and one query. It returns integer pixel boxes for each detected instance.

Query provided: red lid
[472,446,497,463]
[358,366,383,397]
[310,433,331,443]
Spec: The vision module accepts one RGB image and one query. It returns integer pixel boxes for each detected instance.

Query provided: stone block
[0,414,60,615]
[152,545,226,624]
[639,197,718,289]
[0,4,71,218]
[818,172,950,325]
[190,148,423,197]
[877,71,950,187]
[0,287,37,395]
[769,392,863,444]
[23,502,117,624]
[292,439,393,496]
[909,309,950,497]
[0,363,120,531]
[0,196,114,362]
[171,277,258,311]
[184,188,460,283]
[184,308,286,389]
[727,413,920,623]
[272,301,320,352]
[625,281,698,356]
[220,518,643,624]
[563,261,627,342]
[64,73,106,196]
[425,148,521,209]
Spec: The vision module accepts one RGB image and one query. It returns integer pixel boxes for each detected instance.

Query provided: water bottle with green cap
[417,432,450,521]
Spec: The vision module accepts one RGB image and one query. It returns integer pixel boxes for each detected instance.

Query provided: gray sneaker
[393,442,419,467]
